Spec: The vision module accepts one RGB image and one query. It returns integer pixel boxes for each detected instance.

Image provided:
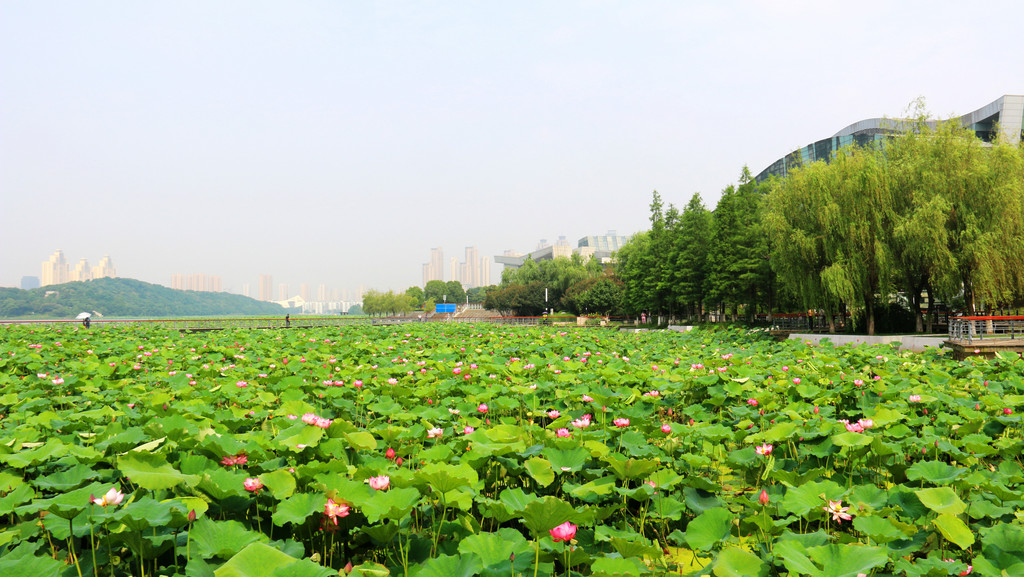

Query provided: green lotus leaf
[259,469,297,500]
[0,541,64,577]
[686,507,733,550]
[416,462,478,493]
[358,487,421,524]
[712,546,767,577]
[906,461,965,484]
[591,556,651,577]
[190,517,267,559]
[805,544,889,577]
[933,513,974,549]
[457,530,532,568]
[411,554,483,577]
[520,496,578,537]
[523,457,555,487]
[271,493,323,527]
[118,452,199,491]
[915,487,967,516]
[213,542,299,577]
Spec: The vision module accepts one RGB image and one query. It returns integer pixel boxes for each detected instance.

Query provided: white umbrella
[76,312,92,320]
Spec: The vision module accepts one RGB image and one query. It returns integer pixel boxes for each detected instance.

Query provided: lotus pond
[0,323,1022,577]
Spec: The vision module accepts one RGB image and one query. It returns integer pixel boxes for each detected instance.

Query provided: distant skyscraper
[242,284,251,298]
[464,246,480,287]
[300,284,310,301]
[317,284,328,301]
[258,275,273,301]
[70,258,93,282]
[171,274,187,290]
[278,284,290,301]
[450,257,459,284]
[422,247,445,285]
[41,250,69,287]
[480,257,491,287]
[92,255,116,279]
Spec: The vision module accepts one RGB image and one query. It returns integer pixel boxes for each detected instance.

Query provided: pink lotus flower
[556,428,571,438]
[90,487,125,507]
[52,377,65,385]
[243,478,264,492]
[581,395,594,402]
[477,403,488,413]
[841,420,864,433]
[613,418,629,428]
[661,424,672,434]
[549,521,577,542]
[301,413,317,425]
[908,395,921,403]
[758,489,769,505]
[220,454,248,467]
[1004,408,1013,415]
[236,381,248,387]
[644,390,661,397]
[366,476,390,491]
[571,414,592,429]
[548,410,560,419]
[754,443,773,456]
[463,426,475,435]
[427,427,443,439]
[747,399,758,406]
[324,498,350,524]
[823,499,852,523]
[385,448,396,460]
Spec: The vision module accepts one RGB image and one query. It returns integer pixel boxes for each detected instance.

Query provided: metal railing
[948,316,1024,344]
[769,313,850,331]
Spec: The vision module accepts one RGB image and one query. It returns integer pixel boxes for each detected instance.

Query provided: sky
[2,1,1022,296]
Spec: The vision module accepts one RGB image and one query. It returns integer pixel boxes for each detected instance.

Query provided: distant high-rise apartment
[258,275,273,301]
[92,255,116,279]
[464,246,480,287]
[422,247,444,285]
[278,284,290,301]
[172,273,222,292]
[300,284,310,301]
[41,251,116,287]
[70,258,93,282]
[242,284,251,298]
[41,250,69,286]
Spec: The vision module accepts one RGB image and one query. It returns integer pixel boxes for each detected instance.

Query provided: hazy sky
[3,1,1022,295]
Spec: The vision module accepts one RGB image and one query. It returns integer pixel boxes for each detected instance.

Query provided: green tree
[404,286,425,309]
[444,281,466,305]
[423,280,447,304]
[673,193,711,320]
[615,231,658,315]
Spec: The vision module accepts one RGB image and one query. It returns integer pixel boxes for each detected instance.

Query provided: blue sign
[436,304,456,313]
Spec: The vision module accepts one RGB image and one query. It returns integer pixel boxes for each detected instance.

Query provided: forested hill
[0,278,285,318]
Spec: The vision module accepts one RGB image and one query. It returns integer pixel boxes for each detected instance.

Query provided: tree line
[616,108,1024,334]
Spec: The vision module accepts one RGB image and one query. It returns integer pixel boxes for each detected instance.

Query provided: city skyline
[3,2,1023,293]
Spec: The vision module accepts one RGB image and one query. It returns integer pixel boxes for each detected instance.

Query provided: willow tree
[763,162,846,332]
[823,145,894,335]
[893,116,1024,312]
